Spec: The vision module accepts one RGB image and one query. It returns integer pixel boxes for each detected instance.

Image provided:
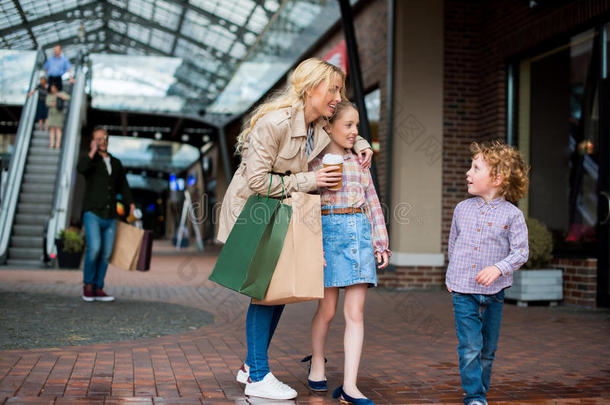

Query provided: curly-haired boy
[446,141,530,405]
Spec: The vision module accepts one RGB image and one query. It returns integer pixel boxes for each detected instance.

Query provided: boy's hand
[476,266,502,287]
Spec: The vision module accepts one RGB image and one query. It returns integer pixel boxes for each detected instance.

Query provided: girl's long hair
[235,58,346,154]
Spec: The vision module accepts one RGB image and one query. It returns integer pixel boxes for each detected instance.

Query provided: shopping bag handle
[263,174,285,203]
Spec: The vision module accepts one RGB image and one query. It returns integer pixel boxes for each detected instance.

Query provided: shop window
[516,28,600,256]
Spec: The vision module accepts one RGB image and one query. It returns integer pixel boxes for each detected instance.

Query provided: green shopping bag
[209,176,292,300]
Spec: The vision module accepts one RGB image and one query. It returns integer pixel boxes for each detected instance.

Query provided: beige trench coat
[216,104,370,243]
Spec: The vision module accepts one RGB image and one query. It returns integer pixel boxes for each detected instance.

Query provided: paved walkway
[0,241,609,404]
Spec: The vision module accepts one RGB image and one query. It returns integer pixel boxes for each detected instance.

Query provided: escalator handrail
[45,59,87,257]
[0,49,45,263]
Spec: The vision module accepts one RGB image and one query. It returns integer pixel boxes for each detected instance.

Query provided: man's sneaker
[236,363,249,384]
[82,285,95,302]
[244,372,297,400]
[94,289,115,302]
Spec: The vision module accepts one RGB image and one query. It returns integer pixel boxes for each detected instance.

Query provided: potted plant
[505,218,563,305]
[55,227,85,269]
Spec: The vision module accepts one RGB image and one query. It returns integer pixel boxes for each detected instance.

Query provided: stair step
[23,173,57,185]
[19,193,54,204]
[14,213,49,225]
[7,247,42,261]
[32,130,49,137]
[10,236,44,248]
[12,224,44,236]
[21,183,54,194]
[28,146,61,156]
[17,203,53,215]
[25,164,59,175]
[31,137,51,146]
[27,155,60,165]
[5,259,44,268]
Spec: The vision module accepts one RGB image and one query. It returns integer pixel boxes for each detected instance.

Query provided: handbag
[209,176,292,300]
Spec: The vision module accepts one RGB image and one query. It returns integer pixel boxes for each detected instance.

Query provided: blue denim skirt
[321,207,377,288]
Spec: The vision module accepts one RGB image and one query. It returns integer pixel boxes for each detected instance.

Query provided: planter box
[55,238,84,269]
[505,269,563,303]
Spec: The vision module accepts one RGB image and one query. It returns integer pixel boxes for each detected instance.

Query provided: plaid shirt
[310,151,390,255]
[446,197,529,294]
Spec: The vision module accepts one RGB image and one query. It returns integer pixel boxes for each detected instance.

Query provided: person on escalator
[45,84,70,149]
[77,127,135,302]
[26,76,48,132]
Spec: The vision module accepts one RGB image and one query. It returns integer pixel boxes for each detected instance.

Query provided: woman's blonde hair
[470,140,530,204]
[235,58,346,154]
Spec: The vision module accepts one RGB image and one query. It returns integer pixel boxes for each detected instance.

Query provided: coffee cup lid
[322,153,343,165]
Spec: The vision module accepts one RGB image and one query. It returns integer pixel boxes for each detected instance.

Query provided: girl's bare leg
[49,128,55,148]
[55,128,62,149]
[309,287,339,381]
[342,283,368,398]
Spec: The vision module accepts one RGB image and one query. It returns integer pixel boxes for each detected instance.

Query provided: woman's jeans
[452,290,505,405]
[245,302,285,382]
[83,211,116,289]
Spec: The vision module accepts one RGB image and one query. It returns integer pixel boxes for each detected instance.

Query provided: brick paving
[0,241,609,404]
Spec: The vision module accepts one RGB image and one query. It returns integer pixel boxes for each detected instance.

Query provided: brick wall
[378,265,446,289]
[551,258,598,307]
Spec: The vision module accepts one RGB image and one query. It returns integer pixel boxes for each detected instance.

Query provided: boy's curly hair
[470,140,530,204]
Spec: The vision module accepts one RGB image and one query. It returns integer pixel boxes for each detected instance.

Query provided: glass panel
[90,54,186,113]
[208,0,358,115]
[519,29,599,256]
[107,136,200,172]
[0,50,37,105]
[365,88,381,154]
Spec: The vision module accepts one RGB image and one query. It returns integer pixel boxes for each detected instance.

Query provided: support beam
[217,125,233,184]
[338,0,379,190]
[11,0,38,48]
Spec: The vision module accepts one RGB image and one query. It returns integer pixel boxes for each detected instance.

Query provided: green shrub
[58,227,84,253]
[524,218,553,269]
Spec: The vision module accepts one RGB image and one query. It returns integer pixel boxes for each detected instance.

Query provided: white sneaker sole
[95,296,115,302]
[244,386,297,400]
[236,369,248,384]
[82,296,95,302]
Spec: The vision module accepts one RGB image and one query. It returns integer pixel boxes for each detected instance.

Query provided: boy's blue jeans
[451,289,505,405]
[245,302,285,382]
[83,211,116,290]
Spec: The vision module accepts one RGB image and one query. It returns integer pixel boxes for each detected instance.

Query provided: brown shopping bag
[253,192,324,305]
[110,221,145,270]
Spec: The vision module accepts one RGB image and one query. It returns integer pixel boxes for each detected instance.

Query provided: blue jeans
[245,302,285,382]
[83,211,116,290]
[451,290,505,405]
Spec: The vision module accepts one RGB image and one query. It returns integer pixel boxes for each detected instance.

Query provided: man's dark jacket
[77,152,133,219]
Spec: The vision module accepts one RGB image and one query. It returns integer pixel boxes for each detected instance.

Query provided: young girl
[307,101,390,405]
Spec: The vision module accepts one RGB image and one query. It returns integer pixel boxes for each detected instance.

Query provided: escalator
[0,53,87,266]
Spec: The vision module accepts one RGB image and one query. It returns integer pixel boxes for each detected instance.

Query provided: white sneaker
[236,363,249,384]
[244,372,297,400]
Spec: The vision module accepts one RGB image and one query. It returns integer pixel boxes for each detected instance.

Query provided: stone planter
[505,269,563,306]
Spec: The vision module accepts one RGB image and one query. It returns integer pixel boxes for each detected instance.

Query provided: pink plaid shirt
[446,197,529,294]
[310,151,390,255]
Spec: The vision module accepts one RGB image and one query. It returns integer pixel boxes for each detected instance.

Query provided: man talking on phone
[77,126,135,302]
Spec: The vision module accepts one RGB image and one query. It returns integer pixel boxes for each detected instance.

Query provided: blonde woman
[217,58,373,400]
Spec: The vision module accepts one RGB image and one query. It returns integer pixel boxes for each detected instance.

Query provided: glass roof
[0,0,359,120]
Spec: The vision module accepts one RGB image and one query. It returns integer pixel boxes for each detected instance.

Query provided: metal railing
[0,49,45,263]
[45,56,88,258]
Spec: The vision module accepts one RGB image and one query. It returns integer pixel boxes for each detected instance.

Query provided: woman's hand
[315,165,342,188]
[376,251,389,269]
[358,148,374,169]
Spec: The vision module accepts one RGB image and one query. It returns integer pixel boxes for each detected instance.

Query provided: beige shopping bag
[253,192,324,305]
[109,221,145,271]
